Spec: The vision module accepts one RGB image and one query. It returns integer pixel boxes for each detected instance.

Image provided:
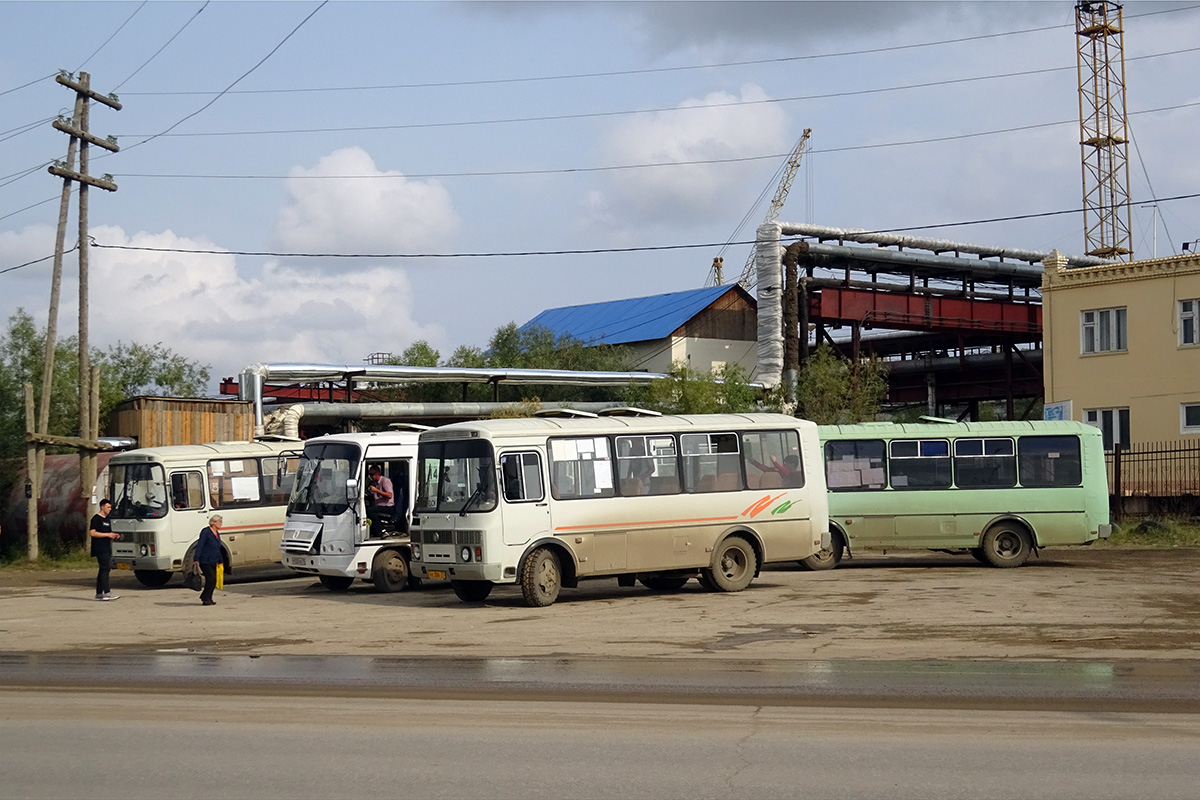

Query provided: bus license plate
[427,570,446,580]
[116,563,130,570]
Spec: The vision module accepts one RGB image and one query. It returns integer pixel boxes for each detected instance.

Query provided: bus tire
[639,575,689,591]
[370,549,410,593]
[799,529,845,571]
[981,524,1032,568]
[703,536,757,593]
[452,580,492,603]
[520,547,562,607]
[134,569,172,587]
[696,574,718,592]
[319,574,355,591]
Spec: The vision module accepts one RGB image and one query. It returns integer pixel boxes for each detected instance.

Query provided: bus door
[363,457,412,539]
[168,470,209,543]
[498,450,550,547]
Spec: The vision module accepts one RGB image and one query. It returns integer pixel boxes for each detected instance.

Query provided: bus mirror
[346,477,359,498]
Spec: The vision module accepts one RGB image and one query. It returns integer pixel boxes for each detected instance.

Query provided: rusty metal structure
[1076,0,1132,259]
[752,223,1108,419]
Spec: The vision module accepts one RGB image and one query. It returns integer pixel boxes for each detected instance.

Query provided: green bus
[808,419,1111,569]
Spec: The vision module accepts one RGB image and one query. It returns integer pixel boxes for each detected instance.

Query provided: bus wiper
[459,485,484,517]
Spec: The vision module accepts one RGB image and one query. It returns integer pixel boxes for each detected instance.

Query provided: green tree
[395,340,440,368]
[633,362,778,415]
[795,343,889,424]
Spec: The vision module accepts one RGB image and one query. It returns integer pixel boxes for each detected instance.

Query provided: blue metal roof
[521,285,746,346]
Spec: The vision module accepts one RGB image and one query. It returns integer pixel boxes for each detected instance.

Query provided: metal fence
[1107,440,1200,519]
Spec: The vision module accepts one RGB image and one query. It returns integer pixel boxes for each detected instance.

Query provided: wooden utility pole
[26,71,120,560]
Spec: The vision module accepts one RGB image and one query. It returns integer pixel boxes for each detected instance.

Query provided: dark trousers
[95,555,111,595]
[199,563,217,603]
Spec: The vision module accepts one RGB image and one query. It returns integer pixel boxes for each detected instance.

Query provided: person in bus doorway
[89,498,119,601]
[195,514,224,606]
[366,465,394,534]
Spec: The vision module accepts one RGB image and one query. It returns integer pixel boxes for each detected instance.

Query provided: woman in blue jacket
[195,514,224,606]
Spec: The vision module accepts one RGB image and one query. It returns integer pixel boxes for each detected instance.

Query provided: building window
[1084,407,1130,451]
[1081,307,1127,354]
[1182,404,1200,435]
[1180,300,1199,346]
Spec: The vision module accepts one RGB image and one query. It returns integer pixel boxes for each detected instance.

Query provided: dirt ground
[2,547,1198,662]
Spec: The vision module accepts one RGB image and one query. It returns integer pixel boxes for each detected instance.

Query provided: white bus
[107,440,301,586]
[280,429,424,592]
[410,413,829,607]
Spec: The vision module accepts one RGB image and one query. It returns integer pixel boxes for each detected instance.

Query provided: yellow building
[1042,250,1200,448]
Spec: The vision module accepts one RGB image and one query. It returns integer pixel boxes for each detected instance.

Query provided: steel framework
[1076,0,1132,259]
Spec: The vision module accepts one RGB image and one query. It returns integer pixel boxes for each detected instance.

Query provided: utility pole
[26,71,119,561]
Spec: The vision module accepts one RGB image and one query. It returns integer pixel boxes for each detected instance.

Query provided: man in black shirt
[89,499,119,601]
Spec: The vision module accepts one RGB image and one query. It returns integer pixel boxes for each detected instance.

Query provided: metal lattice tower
[1076,1,1132,260]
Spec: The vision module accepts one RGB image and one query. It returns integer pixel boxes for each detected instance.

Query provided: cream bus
[410,413,829,607]
[107,440,301,586]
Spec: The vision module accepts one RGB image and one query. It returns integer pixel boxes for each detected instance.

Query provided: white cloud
[3,225,445,386]
[584,84,791,230]
[274,146,460,254]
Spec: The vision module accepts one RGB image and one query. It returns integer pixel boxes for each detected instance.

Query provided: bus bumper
[282,552,361,579]
[111,544,172,571]
[1097,524,1113,539]
[414,562,504,582]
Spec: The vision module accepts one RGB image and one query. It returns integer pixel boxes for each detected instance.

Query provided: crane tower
[1076,1,1132,259]
[738,128,812,289]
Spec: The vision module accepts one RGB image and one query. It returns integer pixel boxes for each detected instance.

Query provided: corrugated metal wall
[108,398,254,447]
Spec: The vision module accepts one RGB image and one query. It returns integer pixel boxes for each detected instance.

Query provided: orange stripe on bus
[554,516,740,531]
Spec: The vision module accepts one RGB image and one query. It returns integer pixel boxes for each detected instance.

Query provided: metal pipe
[779,223,1110,267]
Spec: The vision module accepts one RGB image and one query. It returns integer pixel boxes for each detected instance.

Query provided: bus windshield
[288,442,361,517]
[109,462,168,520]
[416,439,497,514]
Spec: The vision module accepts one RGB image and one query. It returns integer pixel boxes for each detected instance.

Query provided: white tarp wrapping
[752,222,784,388]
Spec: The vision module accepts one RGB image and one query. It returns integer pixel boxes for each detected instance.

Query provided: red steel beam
[812,286,1041,335]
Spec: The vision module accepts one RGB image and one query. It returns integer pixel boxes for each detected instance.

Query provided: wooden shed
[106,396,254,448]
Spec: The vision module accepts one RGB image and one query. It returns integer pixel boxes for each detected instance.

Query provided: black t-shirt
[90,514,112,557]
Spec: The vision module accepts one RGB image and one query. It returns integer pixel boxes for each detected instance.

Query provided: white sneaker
[100,594,119,601]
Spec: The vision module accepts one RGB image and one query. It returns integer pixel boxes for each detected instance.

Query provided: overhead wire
[112,1,210,92]
[74,1,148,73]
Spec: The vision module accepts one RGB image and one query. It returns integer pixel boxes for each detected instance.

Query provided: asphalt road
[4,690,1200,800]
[4,547,1200,799]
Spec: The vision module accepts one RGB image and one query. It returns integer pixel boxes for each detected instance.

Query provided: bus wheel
[371,549,410,593]
[981,524,1032,568]
[703,537,757,592]
[520,547,562,607]
[799,530,845,571]
[134,569,172,587]
[639,575,689,591]
[452,580,493,603]
[319,575,355,591]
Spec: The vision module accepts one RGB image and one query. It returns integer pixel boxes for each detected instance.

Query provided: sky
[1,0,1198,391]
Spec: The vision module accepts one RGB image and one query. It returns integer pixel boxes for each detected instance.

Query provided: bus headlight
[460,546,472,562]
[411,544,421,560]
[140,544,149,557]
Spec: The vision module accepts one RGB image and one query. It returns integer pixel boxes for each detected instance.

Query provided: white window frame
[1080,307,1127,354]
[1179,300,1199,346]
[1182,403,1200,435]
[1084,407,1130,452]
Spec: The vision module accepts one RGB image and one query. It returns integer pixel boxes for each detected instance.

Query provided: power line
[0,243,78,275]
[122,1,327,153]
[47,191,1191,265]
[103,99,1200,183]
[112,1,210,91]
[112,3,1200,98]
[74,1,148,73]
[111,45,1200,140]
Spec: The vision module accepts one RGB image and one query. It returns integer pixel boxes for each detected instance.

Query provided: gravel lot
[2,547,1198,661]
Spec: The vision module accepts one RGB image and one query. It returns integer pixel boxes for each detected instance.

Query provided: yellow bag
[216,563,224,589]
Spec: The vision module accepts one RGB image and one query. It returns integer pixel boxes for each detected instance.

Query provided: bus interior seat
[757,472,784,489]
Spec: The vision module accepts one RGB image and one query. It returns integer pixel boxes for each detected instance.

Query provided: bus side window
[170,471,205,510]
[889,439,951,489]
[824,439,887,491]
[682,432,742,493]
[501,452,544,502]
[1018,435,1082,487]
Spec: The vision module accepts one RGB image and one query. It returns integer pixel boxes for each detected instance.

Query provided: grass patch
[1099,518,1200,548]
[0,546,93,570]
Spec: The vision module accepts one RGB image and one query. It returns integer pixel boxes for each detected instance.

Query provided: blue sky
[1,1,1198,387]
